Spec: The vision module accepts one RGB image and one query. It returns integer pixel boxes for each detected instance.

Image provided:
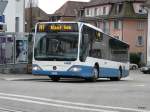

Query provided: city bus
[32,22,129,81]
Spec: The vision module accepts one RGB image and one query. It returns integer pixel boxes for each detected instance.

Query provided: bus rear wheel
[51,77,60,82]
[89,67,99,82]
[110,66,122,81]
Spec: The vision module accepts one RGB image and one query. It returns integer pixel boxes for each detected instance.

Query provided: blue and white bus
[32,22,129,81]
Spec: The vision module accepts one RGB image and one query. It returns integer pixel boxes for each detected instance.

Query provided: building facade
[144,0,150,65]
[79,0,147,65]
[4,0,25,32]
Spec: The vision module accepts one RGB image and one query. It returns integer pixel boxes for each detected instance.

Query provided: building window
[103,21,109,33]
[113,20,121,29]
[137,36,144,46]
[115,4,123,14]
[94,8,98,16]
[86,9,89,16]
[137,21,144,30]
[15,17,19,32]
[103,7,106,15]
[138,6,144,14]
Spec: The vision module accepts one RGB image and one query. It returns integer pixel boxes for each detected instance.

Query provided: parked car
[130,63,138,70]
[140,65,150,74]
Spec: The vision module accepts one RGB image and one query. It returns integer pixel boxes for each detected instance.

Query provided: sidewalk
[0,73,48,81]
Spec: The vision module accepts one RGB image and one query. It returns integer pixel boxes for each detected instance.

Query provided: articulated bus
[32,22,129,81]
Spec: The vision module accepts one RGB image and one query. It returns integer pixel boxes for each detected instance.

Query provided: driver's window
[80,25,91,61]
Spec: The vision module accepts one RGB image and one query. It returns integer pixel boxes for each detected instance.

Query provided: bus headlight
[69,66,82,72]
[32,65,42,71]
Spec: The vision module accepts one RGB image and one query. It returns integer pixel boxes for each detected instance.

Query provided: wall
[123,19,147,63]
[4,0,25,32]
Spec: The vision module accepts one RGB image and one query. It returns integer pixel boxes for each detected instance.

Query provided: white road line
[134,85,145,87]
[0,96,116,112]
[0,92,149,112]
[4,78,31,81]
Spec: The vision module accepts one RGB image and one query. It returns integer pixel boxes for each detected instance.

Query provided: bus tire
[91,67,99,82]
[51,77,60,82]
[110,66,122,81]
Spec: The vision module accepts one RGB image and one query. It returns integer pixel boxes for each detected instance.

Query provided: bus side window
[90,49,102,58]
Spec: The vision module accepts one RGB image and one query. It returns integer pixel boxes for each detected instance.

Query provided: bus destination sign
[37,23,78,32]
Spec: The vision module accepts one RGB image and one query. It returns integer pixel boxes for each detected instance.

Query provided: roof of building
[78,0,147,22]
[25,7,49,21]
[109,1,147,19]
[144,0,150,7]
[85,0,146,7]
[54,1,88,17]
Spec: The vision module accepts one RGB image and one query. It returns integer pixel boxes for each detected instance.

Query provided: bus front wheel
[50,77,60,82]
[90,67,99,82]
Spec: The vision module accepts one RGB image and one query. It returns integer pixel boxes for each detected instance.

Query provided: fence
[0,32,33,74]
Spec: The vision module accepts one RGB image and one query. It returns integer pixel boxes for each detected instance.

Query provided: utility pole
[29,0,32,32]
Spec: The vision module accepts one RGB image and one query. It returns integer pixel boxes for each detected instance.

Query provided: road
[0,70,150,112]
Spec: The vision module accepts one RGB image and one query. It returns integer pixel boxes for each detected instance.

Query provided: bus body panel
[32,56,129,78]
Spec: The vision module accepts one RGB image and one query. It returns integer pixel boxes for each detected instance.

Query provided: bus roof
[36,21,129,47]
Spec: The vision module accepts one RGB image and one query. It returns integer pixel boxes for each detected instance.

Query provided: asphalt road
[0,70,150,112]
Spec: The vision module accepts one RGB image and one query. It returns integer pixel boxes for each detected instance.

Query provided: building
[79,0,147,65]
[49,1,88,22]
[144,0,150,65]
[0,0,7,32]
[0,0,8,16]
[25,7,49,32]
[3,0,25,32]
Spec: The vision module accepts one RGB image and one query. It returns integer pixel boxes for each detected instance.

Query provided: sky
[38,0,90,14]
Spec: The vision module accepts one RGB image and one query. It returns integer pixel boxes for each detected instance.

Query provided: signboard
[0,15,5,22]
[37,23,78,32]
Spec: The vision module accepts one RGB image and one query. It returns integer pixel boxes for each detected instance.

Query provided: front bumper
[32,66,93,78]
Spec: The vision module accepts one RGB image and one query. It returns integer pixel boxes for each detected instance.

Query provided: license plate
[51,72,58,75]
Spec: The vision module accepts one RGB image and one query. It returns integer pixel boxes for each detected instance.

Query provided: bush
[130,53,140,65]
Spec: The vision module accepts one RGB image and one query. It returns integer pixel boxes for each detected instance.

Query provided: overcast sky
[38,0,90,14]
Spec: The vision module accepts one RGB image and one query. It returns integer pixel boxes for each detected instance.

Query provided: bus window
[90,49,102,58]
[109,38,129,62]
[0,25,2,31]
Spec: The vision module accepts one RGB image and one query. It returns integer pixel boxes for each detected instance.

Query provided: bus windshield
[34,32,79,61]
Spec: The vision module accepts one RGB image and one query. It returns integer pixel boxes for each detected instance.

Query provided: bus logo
[53,66,57,70]
[38,24,45,32]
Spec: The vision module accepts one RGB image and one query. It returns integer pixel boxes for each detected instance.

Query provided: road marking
[0,96,116,112]
[134,84,145,87]
[0,92,149,112]
[4,78,33,81]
